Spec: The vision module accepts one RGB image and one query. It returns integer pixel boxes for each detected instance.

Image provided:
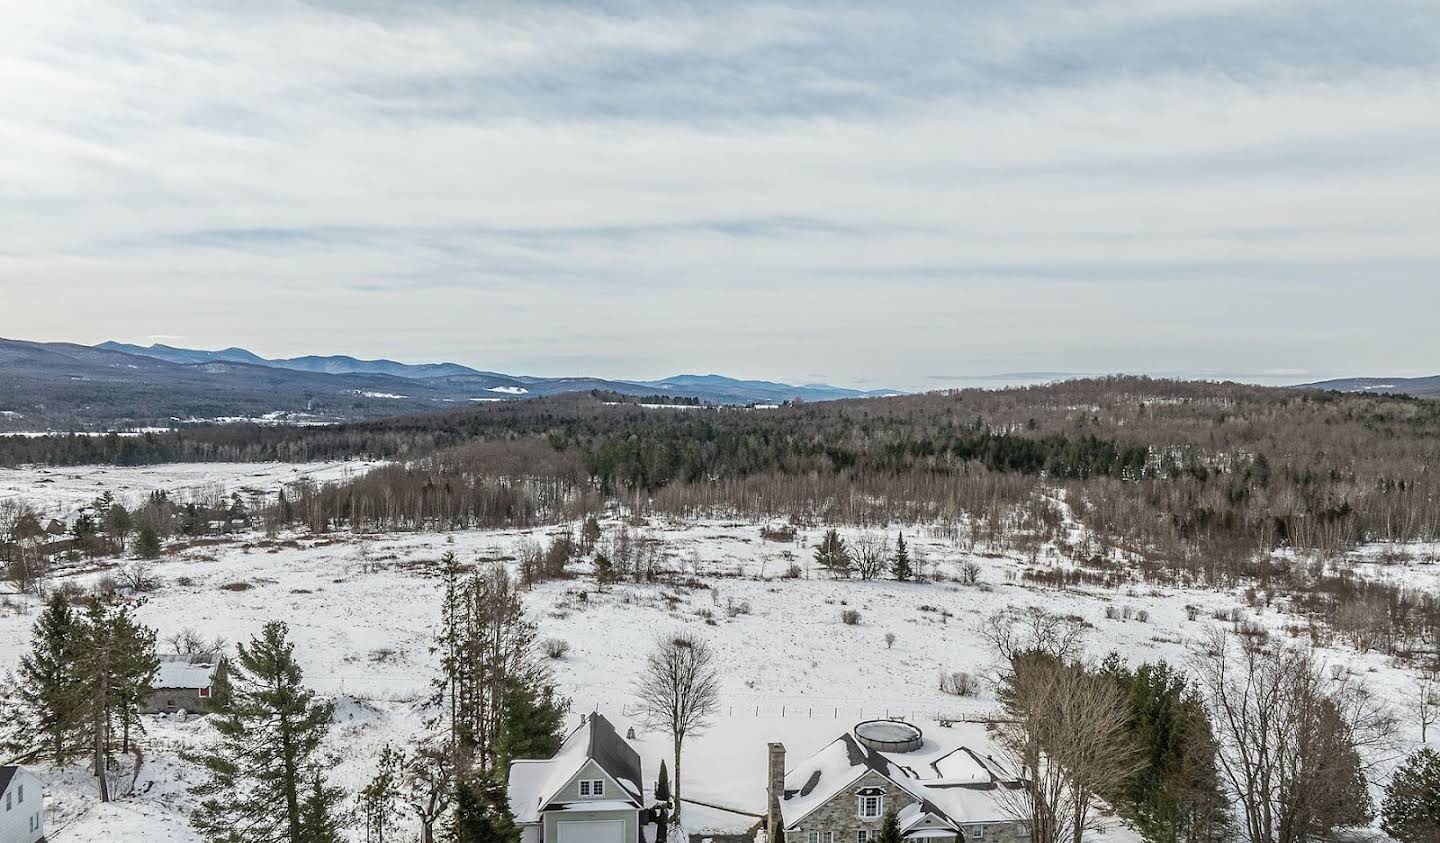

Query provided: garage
[556,819,626,843]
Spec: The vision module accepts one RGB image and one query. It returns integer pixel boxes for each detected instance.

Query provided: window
[970,825,987,840]
[823,834,834,843]
[857,832,871,842]
[199,686,211,698]
[5,790,10,810]
[858,794,883,819]
[578,779,605,797]
[16,783,21,802]
[808,833,818,843]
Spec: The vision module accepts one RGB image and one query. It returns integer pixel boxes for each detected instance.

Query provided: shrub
[220,581,253,592]
[1105,606,1120,620]
[1136,609,1150,623]
[939,670,978,697]
[542,638,570,659]
[884,632,897,649]
[841,608,862,626]
[959,561,981,585]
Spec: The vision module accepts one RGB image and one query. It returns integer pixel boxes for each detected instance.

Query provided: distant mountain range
[0,337,899,430]
[1299,375,1440,399]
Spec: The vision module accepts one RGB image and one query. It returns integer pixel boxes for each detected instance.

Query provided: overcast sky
[1,1,1437,390]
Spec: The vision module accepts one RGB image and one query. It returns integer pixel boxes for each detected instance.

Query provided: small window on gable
[16,783,22,802]
[858,794,883,819]
[579,779,605,797]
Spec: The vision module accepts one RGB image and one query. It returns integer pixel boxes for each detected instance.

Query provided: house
[507,713,646,843]
[141,653,225,715]
[766,720,1029,843]
[0,766,45,843]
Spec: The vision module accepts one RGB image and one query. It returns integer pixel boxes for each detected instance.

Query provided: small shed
[143,653,224,714]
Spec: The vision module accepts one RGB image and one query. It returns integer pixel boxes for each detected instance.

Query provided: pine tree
[892,533,912,581]
[1098,656,1227,843]
[1382,747,1440,843]
[360,745,405,843]
[452,773,518,843]
[15,591,83,761]
[494,677,569,772]
[190,621,339,843]
[71,597,159,802]
[878,808,902,843]
[593,552,617,586]
[814,529,853,578]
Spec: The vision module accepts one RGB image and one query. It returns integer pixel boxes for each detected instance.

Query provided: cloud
[0,0,1437,389]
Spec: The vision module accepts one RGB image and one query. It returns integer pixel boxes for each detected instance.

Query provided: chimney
[766,742,786,839]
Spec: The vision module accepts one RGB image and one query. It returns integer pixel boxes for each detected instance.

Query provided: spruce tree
[1382,747,1440,843]
[134,525,162,559]
[654,758,672,842]
[190,621,340,843]
[814,529,853,578]
[878,808,902,843]
[15,591,83,761]
[494,677,569,772]
[892,533,912,581]
[452,773,518,843]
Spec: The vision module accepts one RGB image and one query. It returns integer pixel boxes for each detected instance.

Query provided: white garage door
[557,819,625,843]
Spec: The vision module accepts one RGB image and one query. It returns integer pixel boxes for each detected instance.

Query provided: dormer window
[578,779,606,797]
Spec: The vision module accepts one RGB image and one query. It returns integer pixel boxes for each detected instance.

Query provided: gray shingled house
[507,713,647,843]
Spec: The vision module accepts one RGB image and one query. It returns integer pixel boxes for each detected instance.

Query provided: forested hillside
[7,377,1438,583]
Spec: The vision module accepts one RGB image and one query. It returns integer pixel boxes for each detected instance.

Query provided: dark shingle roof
[586,713,644,803]
[0,766,17,795]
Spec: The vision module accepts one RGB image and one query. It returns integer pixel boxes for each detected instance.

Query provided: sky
[1,1,1437,391]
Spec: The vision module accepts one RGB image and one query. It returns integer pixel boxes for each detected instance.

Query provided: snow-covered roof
[778,726,1023,831]
[153,653,220,689]
[507,713,644,823]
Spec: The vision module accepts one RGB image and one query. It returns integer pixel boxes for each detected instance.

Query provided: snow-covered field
[0,461,384,524]
[0,464,1432,841]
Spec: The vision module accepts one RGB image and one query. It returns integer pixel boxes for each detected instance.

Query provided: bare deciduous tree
[1192,628,1398,843]
[983,606,1087,664]
[1415,675,1438,744]
[854,533,889,581]
[992,654,1141,843]
[634,631,721,824]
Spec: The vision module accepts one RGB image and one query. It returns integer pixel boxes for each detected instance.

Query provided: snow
[0,465,1428,842]
[0,460,382,525]
[153,655,218,689]
[355,391,407,399]
[487,386,530,395]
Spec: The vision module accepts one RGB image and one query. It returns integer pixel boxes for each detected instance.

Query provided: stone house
[767,720,1030,843]
[141,653,225,715]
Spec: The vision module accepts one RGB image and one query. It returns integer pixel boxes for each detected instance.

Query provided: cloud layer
[2,0,1437,388]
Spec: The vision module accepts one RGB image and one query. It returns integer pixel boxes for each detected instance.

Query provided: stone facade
[786,770,922,841]
[784,769,1030,843]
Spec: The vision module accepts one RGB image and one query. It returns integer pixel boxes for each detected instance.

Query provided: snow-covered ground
[0,466,1430,841]
[0,461,383,525]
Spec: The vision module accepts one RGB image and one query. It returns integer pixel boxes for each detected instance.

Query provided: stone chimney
[766,742,786,839]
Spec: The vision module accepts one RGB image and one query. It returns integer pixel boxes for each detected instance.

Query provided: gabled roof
[0,766,16,795]
[508,713,644,824]
[778,731,1025,830]
[153,653,222,689]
